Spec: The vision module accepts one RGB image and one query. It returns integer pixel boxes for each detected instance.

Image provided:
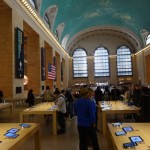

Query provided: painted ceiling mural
[36,0,150,49]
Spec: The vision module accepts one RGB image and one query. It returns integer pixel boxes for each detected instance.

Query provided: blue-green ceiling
[40,0,150,42]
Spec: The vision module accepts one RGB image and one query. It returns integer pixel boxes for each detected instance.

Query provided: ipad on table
[129,136,144,143]
[115,131,126,136]
[112,122,122,127]
[4,132,18,138]
[7,128,20,133]
[19,123,31,128]
[123,142,137,148]
[122,126,133,132]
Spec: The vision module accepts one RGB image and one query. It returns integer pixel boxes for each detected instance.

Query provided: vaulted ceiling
[39,0,150,49]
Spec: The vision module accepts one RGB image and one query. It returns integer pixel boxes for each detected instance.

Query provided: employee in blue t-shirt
[74,87,99,150]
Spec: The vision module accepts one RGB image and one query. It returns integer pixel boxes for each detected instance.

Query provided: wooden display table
[20,102,57,135]
[98,101,140,135]
[107,123,150,150]
[0,123,40,150]
[0,103,13,114]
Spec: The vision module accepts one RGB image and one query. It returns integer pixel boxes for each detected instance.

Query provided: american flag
[48,63,56,80]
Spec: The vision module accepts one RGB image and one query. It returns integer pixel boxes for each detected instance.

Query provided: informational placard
[41,47,46,81]
[15,27,24,78]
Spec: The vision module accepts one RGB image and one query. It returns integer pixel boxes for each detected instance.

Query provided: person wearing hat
[74,87,100,150]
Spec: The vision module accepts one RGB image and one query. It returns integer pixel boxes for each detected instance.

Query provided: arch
[61,34,69,49]
[55,23,65,41]
[28,0,41,13]
[43,5,58,30]
[140,29,150,46]
[67,26,142,53]
[35,0,41,13]
[44,13,51,28]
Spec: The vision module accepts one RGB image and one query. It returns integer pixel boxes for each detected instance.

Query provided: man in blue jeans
[74,87,100,150]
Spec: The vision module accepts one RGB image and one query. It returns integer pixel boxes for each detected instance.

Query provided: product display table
[0,123,40,150]
[98,101,141,135]
[107,123,150,150]
[20,102,57,135]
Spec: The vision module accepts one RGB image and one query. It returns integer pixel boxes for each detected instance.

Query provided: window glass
[44,14,50,28]
[29,0,36,8]
[94,47,110,77]
[61,34,69,49]
[146,34,150,45]
[117,46,132,76]
[72,48,88,77]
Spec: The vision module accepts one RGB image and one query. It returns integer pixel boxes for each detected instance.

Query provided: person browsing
[54,89,66,134]
[74,87,100,150]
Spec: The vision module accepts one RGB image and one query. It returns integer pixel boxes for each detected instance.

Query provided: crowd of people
[87,84,150,107]
[2,83,150,150]
[0,85,148,149]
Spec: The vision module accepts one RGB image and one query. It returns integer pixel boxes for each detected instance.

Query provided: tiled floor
[0,105,116,150]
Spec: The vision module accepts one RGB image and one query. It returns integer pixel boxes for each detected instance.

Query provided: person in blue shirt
[74,87,99,150]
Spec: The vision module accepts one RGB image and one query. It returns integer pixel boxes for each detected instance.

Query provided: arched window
[61,34,69,49]
[29,0,36,9]
[28,0,41,13]
[55,23,65,41]
[44,13,51,28]
[72,48,88,77]
[44,5,58,30]
[117,46,132,76]
[146,34,150,45]
[94,47,110,77]
[140,29,150,46]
